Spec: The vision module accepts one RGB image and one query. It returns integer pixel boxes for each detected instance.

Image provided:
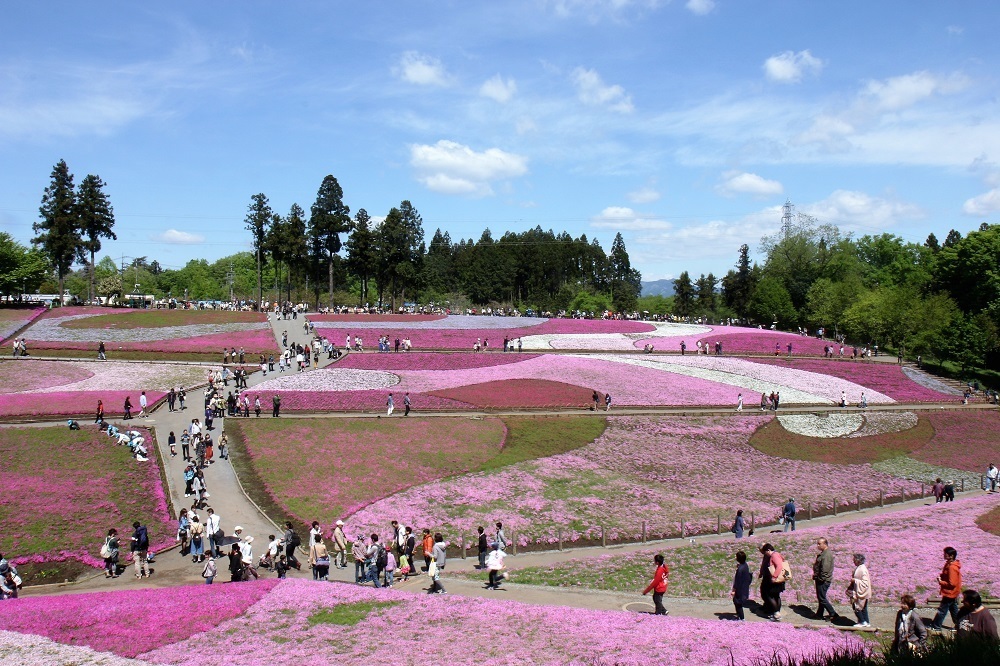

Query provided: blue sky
[2,1,999,281]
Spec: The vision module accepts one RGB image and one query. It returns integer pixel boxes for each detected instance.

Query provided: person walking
[812,538,839,621]
[272,394,281,417]
[404,392,411,417]
[758,543,786,621]
[592,390,600,410]
[95,399,104,424]
[386,393,394,416]
[732,509,747,539]
[283,521,302,570]
[98,340,106,361]
[494,522,508,551]
[928,546,962,630]
[123,396,133,420]
[986,463,998,493]
[477,526,488,569]
[138,391,148,418]
[641,553,669,616]
[309,534,330,581]
[484,541,507,590]
[782,498,797,532]
[735,393,743,412]
[353,534,367,583]
[189,514,205,562]
[332,520,348,569]
[130,521,150,579]
[201,554,217,585]
[604,392,612,411]
[847,553,872,627]
[205,508,222,558]
[101,528,119,578]
[730,550,752,621]
[429,533,447,594]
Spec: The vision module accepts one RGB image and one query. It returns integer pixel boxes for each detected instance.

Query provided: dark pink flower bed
[0,580,279,658]
[336,351,539,371]
[914,411,1000,472]
[0,390,166,418]
[309,313,446,322]
[752,358,952,402]
[265,390,472,412]
[429,379,596,409]
[653,331,837,356]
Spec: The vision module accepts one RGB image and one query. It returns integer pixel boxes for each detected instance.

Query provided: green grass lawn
[749,415,934,464]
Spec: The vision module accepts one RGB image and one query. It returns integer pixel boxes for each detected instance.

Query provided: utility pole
[227,261,235,302]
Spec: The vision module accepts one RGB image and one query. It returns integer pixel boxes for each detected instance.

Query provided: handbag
[315,556,330,566]
[99,540,112,559]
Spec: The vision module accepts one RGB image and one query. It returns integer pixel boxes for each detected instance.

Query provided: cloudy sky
[2,1,999,280]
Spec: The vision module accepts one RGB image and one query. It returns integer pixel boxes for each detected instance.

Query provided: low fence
[443,478,981,558]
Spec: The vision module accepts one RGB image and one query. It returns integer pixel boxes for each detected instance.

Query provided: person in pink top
[758,543,786,621]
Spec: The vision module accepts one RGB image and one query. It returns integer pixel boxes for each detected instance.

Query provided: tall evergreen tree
[283,203,309,302]
[943,229,963,248]
[244,193,273,307]
[309,175,352,307]
[924,232,940,253]
[345,209,377,304]
[673,271,695,317]
[75,174,116,303]
[34,160,81,301]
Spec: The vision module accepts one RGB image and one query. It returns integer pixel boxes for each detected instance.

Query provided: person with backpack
[782,498,796,532]
[283,521,302,570]
[101,528,119,578]
[494,522,508,551]
[130,521,150,579]
[364,534,385,588]
[758,543,787,621]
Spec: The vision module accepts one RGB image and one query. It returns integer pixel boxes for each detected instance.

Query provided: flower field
[751,414,933,464]
[0,581,279,658]
[629,326,835,355]
[0,425,175,577]
[229,418,507,524]
[256,352,911,410]
[0,306,45,343]
[0,360,207,418]
[0,579,864,665]
[911,410,1000,472]
[22,309,278,356]
[503,494,1000,606]
[755,358,954,402]
[344,416,924,547]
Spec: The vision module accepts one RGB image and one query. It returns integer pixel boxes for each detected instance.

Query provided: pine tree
[76,174,116,303]
[244,193,273,308]
[345,209,377,304]
[34,160,81,301]
[309,175,352,307]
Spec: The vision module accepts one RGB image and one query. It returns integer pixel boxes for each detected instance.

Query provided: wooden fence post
[642,520,647,544]
[921,483,925,498]
[460,535,465,559]
[681,520,686,538]
[961,478,965,493]
[879,490,883,508]
[751,511,755,532]
[601,525,606,548]
[808,502,813,521]
[716,515,720,535]
[512,530,516,556]
[857,493,861,511]
[558,529,563,551]
[833,499,838,517]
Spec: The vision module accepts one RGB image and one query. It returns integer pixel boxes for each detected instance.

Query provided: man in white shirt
[206,508,222,558]
[138,392,148,418]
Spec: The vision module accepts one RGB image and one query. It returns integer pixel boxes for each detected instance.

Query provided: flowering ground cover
[255,390,472,412]
[975,503,1000,536]
[754,358,953,402]
[138,578,862,666]
[22,310,277,357]
[0,306,46,343]
[346,416,923,548]
[228,418,507,525]
[0,581,279,658]
[910,410,1000,473]
[0,360,207,418]
[335,351,539,370]
[501,494,1000,606]
[523,321,710,351]
[750,414,933,464]
[0,629,143,665]
[0,425,174,581]
[309,313,446,322]
[629,326,835,355]
[429,379,597,409]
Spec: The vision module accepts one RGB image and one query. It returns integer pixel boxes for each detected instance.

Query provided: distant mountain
[641,279,675,297]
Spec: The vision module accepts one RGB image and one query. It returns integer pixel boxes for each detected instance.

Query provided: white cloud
[480,74,517,103]
[799,190,922,230]
[717,171,783,197]
[863,71,968,112]
[947,25,963,36]
[686,0,715,15]
[394,51,449,86]
[410,140,528,197]
[571,67,634,113]
[515,117,538,134]
[963,189,1000,216]
[155,229,204,244]
[763,50,823,83]
[627,186,661,204]
[591,206,671,231]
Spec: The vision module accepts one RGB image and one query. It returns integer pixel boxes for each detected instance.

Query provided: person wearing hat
[332,520,348,569]
[241,535,258,580]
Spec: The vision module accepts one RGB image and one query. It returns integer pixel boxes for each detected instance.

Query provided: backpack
[376,544,388,570]
[288,531,301,548]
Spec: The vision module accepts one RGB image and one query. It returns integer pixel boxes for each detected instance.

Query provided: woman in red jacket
[642,553,669,616]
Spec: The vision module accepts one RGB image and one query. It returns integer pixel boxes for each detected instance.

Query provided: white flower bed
[0,630,142,665]
[848,411,919,438]
[317,315,548,330]
[252,368,399,392]
[521,322,711,350]
[778,414,864,438]
[25,314,269,343]
[24,361,207,393]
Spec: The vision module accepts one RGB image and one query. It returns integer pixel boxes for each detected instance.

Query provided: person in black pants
[477,526,488,569]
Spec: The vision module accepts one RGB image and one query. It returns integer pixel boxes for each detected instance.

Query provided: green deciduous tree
[748,275,797,327]
[0,232,48,299]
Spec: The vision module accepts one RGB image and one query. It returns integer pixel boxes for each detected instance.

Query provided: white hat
[244,536,253,543]
[336,520,344,526]
[234,525,243,532]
